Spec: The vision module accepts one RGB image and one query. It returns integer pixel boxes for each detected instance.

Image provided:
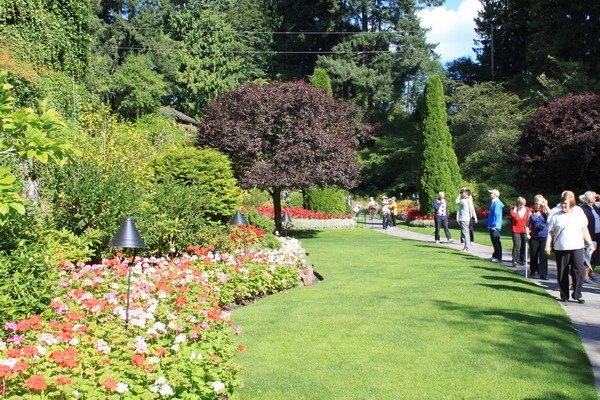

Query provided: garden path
[366,221,600,393]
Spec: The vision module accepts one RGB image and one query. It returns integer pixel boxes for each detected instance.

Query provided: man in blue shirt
[487,189,505,262]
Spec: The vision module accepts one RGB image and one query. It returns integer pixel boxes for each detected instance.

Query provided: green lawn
[232,230,597,399]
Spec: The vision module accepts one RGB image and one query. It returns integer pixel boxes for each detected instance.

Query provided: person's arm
[583,227,596,253]
[455,195,461,205]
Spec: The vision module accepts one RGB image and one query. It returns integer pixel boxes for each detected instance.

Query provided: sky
[417,0,483,64]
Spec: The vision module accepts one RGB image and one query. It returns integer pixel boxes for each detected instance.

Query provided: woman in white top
[545,191,596,303]
[456,188,477,251]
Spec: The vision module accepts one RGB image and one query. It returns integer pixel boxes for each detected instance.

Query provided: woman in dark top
[529,195,550,279]
[580,191,599,282]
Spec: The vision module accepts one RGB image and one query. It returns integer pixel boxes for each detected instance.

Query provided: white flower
[148,356,160,364]
[0,341,5,351]
[159,384,174,396]
[72,390,81,397]
[36,345,47,355]
[189,352,203,360]
[175,334,186,343]
[116,382,129,393]
[171,344,180,352]
[155,376,167,385]
[69,338,80,346]
[150,385,159,393]
[211,381,225,392]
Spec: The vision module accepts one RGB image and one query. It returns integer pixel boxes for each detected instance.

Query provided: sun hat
[488,189,500,197]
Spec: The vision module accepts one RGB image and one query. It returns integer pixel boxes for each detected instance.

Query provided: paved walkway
[364,221,600,392]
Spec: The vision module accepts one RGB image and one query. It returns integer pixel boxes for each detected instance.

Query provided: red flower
[50,348,79,368]
[25,375,48,391]
[65,312,86,322]
[131,354,145,367]
[0,366,12,378]
[101,378,118,392]
[12,361,28,373]
[175,296,187,306]
[237,345,246,351]
[55,376,72,386]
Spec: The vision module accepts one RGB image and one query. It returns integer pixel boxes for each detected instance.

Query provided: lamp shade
[281,212,292,223]
[109,217,146,248]
[230,210,248,226]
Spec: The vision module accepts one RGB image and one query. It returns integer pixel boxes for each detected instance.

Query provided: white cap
[488,189,500,197]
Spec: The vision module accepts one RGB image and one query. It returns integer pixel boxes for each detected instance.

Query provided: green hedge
[303,187,348,214]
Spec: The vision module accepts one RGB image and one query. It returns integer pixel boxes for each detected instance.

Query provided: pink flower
[4,322,17,331]
[7,335,24,344]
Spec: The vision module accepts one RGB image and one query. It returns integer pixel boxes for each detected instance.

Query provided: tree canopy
[198,80,361,230]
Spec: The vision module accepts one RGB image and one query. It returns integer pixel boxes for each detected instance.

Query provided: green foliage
[418,75,461,215]
[309,67,333,95]
[285,191,304,208]
[134,114,193,151]
[303,187,348,214]
[241,188,272,209]
[151,147,242,220]
[45,159,144,251]
[448,82,528,190]
[110,54,167,119]
[244,208,276,233]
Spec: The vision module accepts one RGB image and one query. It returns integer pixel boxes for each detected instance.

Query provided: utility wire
[113,46,396,54]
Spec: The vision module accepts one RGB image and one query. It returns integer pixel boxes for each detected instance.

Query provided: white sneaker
[490,258,499,262]
[448,238,454,243]
[435,240,440,244]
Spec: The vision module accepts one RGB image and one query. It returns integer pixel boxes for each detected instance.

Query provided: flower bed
[0,237,308,399]
[287,218,357,230]
[256,205,351,220]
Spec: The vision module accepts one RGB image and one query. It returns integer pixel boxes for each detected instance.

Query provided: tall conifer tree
[418,75,461,216]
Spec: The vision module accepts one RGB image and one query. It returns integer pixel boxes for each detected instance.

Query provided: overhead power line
[113,46,396,54]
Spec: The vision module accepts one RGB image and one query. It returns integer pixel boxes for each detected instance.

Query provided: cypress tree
[309,67,333,96]
[418,75,462,216]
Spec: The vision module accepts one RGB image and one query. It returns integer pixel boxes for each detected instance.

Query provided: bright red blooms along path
[257,205,351,220]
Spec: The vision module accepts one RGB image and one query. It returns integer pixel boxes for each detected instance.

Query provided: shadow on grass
[477,283,550,298]
[434,300,596,390]
[481,274,529,284]
[289,230,321,239]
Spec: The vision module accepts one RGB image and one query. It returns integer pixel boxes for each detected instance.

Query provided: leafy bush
[151,147,241,222]
[303,187,348,214]
[240,189,271,210]
[244,208,276,233]
[285,191,304,208]
[43,159,144,254]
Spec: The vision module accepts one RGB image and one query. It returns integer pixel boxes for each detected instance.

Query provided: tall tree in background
[199,81,361,232]
[418,75,461,216]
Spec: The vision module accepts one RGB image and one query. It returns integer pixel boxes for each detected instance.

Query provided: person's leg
[459,221,470,250]
[490,229,502,260]
[571,248,585,301]
[519,233,527,264]
[469,218,475,242]
[538,236,548,278]
[441,216,452,241]
[555,250,570,300]
[529,237,540,275]
[511,232,521,266]
[434,215,441,241]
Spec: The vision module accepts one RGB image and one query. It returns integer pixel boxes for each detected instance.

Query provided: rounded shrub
[303,187,348,214]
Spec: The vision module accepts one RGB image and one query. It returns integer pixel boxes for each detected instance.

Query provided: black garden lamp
[109,216,146,328]
[281,212,292,237]
[230,210,249,255]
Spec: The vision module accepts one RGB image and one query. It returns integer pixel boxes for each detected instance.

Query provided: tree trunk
[271,187,283,234]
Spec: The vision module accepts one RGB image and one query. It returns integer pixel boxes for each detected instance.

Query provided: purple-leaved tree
[199,80,361,232]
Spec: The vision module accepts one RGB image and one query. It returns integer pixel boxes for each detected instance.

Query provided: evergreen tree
[418,75,461,216]
[309,67,333,95]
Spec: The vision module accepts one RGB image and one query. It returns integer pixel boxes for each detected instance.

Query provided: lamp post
[230,210,249,255]
[109,216,146,328]
[281,212,292,237]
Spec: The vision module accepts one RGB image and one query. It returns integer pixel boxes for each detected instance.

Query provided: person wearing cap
[456,188,477,251]
[487,189,505,262]
[433,192,453,244]
[545,191,595,303]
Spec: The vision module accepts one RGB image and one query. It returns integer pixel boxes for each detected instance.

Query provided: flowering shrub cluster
[402,207,434,221]
[0,237,308,399]
[256,205,351,220]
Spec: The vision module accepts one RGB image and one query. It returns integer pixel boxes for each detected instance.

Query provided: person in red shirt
[509,196,531,268]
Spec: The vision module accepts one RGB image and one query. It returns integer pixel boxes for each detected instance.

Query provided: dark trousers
[382,213,391,229]
[529,236,548,277]
[489,229,502,260]
[390,214,397,227]
[434,215,451,241]
[511,232,527,264]
[555,249,584,300]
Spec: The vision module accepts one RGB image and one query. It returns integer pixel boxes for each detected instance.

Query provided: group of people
[487,189,598,304]
[432,188,599,304]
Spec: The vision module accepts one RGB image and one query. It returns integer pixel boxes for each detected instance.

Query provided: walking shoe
[435,240,440,244]
[490,258,500,263]
[540,275,547,280]
[583,278,593,284]
[448,238,454,243]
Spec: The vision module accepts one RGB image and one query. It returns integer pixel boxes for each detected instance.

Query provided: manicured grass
[233,230,597,399]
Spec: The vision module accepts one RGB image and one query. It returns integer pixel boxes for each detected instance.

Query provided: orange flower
[101,378,117,392]
[25,375,48,391]
[175,296,187,306]
[0,366,12,378]
[237,345,246,351]
[55,376,72,385]
[131,354,145,367]
[50,348,79,368]
[12,361,28,373]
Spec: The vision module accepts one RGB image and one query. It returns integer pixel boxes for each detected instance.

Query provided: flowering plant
[0,237,308,399]
[256,206,351,220]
